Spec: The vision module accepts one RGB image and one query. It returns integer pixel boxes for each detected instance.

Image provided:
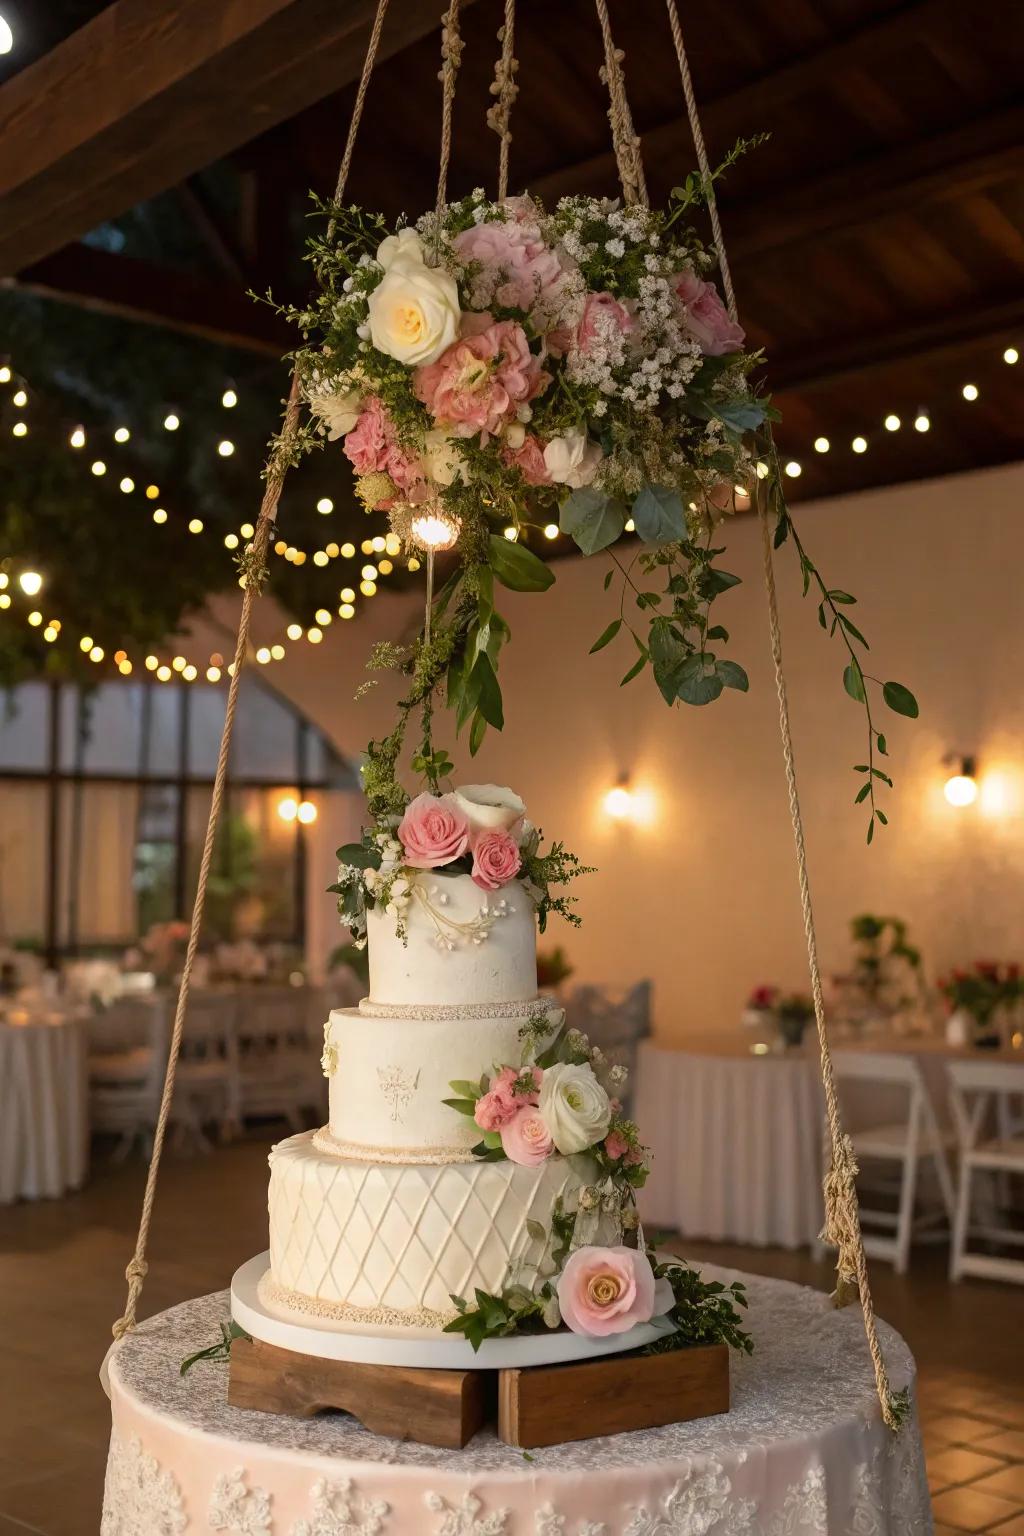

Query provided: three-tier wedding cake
[258,782,654,1344]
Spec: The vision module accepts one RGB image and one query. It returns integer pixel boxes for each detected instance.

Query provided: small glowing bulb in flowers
[410,510,461,552]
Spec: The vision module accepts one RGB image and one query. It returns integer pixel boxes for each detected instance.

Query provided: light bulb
[385,534,401,556]
[89,645,104,662]
[361,564,378,581]
[0,364,10,382]
[11,421,27,436]
[188,518,203,534]
[43,627,57,643]
[152,508,168,524]
[156,665,172,681]
[163,413,180,431]
[851,436,867,454]
[297,800,317,825]
[217,439,235,457]
[12,388,27,407]
[961,383,978,401]
[326,542,339,558]
[307,627,323,644]
[340,587,355,603]
[503,526,518,541]
[317,497,333,514]
[69,426,86,448]
[604,784,635,820]
[270,644,285,661]
[182,664,197,681]
[544,523,559,539]
[313,551,328,567]
[315,608,332,626]
[360,580,377,597]
[145,484,159,499]
[145,655,158,671]
[18,570,43,597]
[114,426,130,443]
[784,460,802,478]
[119,476,134,493]
[884,414,900,432]
[371,535,386,553]
[277,796,299,823]
[221,387,237,409]
[27,610,42,626]
[118,660,132,675]
[240,522,254,539]
[286,623,303,640]
[0,15,11,54]
[172,656,186,672]
[91,460,106,476]
[256,647,271,664]
[79,636,93,652]
[224,533,239,549]
[944,773,978,808]
[814,436,830,453]
[1004,346,1019,365]
[914,413,930,433]
[339,603,355,619]
[206,666,221,682]
[410,511,461,551]
[341,542,356,558]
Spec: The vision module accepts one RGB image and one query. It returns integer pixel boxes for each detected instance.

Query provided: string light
[503,526,519,541]
[340,587,355,603]
[152,508,168,524]
[1004,347,1019,365]
[89,645,104,662]
[145,484,160,499]
[339,603,355,619]
[286,623,302,640]
[43,626,58,643]
[0,595,8,609]
[0,365,10,383]
[784,461,802,478]
[361,564,377,580]
[360,579,377,597]
[113,426,130,443]
[145,655,158,671]
[341,542,356,558]
[118,659,132,675]
[12,388,27,407]
[221,387,237,409]
[69,426,86,448]
[385,533,401,556]
[297,800,317,825]
[163,413,180,431]
[11,421,27,437]
[217,439,235,457]
[156,665,172,681]
[313,551,329,567]
[18,571,42,596]
[224,533,239,549]
[256,647,271,664]
[884,414,901,431]
[172,656,186,672]
[314,608,332,626]
[326,542,339,558]
[188,518,203,534]
[371,536,386,553]
[119,476,134,493]
[182,663,197,681]
[813,436,830,453]
[206,666,221,682]
[544,523,559,539]
[277,796,299,822]
[270,644,285,661]
[378,558,393,574]
[961,383,978,401]
[79,636,93,652]
[91,460,106,476]
[240,522,254,539]
[317,497,333,514]
[914,412,930,433]
[307,627,323,644]
[27,611,42,626]
[625,517,635,532]
[852,436,868,454]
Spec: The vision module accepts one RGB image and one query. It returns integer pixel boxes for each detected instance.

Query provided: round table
[0,1015,88,1202]
[635,1044,823,1248]
[100,1268,930,1535]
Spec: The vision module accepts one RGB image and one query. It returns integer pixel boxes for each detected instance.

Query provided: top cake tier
[368,871,538,1006]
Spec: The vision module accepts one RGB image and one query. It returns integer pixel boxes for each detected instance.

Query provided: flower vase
[944,1008,972,1047]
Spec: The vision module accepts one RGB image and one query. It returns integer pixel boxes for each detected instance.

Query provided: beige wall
[221,461,1024,1042]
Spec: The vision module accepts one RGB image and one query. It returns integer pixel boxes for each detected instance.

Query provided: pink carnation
[674,269,745,356]
[577,291,634,354]
[557,1246,658,1338]
[453,219,565,313]
[503,432,551,487]
[414,318,547,441]
[501,1104,554,1166]
[604,1130,630,1161]
[474,1064,541,1132]
[343,397,426,502]
[397,792,469,870]
[470,827,522,890]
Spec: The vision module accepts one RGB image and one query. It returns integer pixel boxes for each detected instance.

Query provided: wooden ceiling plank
[0,0,476,277]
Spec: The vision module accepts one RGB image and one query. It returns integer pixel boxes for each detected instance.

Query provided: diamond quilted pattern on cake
[267,1131,592,1324]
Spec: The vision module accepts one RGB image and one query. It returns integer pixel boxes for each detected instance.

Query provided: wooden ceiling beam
[7,244,292,357]
[529,0,959,204]
[770,294,1024,395]
[0,0,476,278]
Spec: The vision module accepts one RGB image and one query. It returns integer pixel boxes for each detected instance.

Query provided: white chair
[563,981,652,1115]
[235,986,325,1131]
[174,990,241,1149]
[830,1050,956,1274]
[948,1059,1024,1284]
[88,996,170,1159]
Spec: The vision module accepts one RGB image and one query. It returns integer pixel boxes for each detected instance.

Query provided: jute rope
[435,0,465,227]
[488,0,519,201]
[111,0,392,1343]
[593,0,648,209]
[661,0,904,1429]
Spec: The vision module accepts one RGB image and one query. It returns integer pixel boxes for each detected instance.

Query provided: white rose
[543,429,602,489]
[450,784,526,832]
[422,429,463,488]
[376,228,426,271]
[308,383,362,440]
[368,259,460,367]
[539,1062,612,1154]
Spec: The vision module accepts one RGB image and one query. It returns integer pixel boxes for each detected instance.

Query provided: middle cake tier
[322,996,562,1162]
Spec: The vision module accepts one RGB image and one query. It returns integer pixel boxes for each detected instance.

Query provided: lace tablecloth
[0,1016,88,1202]
[101,1267,930,1536]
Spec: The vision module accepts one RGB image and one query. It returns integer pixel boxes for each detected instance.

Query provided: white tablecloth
[635,1043,823,1247]
[101,1269,929,1535]
[0,1017,89,1201]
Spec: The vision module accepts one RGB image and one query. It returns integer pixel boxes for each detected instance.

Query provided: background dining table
[0,1007,89,1203]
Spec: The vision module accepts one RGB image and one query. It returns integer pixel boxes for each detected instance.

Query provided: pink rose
[674,269,745,356]
[501,1104,554,1166]
[604,1130,629,1161]
[557,1246,658,1338]
[503,432,551,487]
[577,291,634,355]
[470,828,522,890]
[453,219,565,313]
[397,792,469,870]
[414,318,546,441]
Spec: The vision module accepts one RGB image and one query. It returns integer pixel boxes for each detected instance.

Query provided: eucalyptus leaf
[648,623,687,706]
[632,484,686,543]
[589,618,622,654]
[843,660,866,702]
[559,487,627,555]
[676,655,724,706]
[715,659,749,692]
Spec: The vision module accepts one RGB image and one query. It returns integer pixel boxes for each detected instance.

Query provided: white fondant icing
[367,872,538,1006]
[266,1131,591,1327]
[326,1004,559,1156]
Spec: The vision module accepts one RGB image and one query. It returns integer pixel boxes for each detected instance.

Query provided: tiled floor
[1,1130,1022,1535]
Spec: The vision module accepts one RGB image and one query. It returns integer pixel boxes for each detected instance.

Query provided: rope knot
[125,1256,149,1285]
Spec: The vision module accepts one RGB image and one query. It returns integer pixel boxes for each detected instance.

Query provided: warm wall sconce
[943,755,978,808]
[602,775,654,824]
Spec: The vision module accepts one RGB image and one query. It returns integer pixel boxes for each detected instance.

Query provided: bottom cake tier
[263,1130,592,1330]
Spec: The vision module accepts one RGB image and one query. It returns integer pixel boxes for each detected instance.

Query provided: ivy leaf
[632,484,686,543]
[488,534,555,592]
[589,618,622,654]
[676,655,724,706]
[715,659,749,692]
[559,487,627,555]
[843,659,866,702]
[883,681,919,718]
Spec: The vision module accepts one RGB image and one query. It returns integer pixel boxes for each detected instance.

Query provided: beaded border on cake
[352,996,564,1022]
[258,1270,457,1330]
[311,1124,477,1166]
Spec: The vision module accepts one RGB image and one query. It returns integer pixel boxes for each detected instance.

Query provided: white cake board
[231,1252,676,1370]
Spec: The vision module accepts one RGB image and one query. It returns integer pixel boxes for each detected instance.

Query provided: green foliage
[522,839,594,933]
[643,1260,753,1355]
[179,1320,249,1376]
